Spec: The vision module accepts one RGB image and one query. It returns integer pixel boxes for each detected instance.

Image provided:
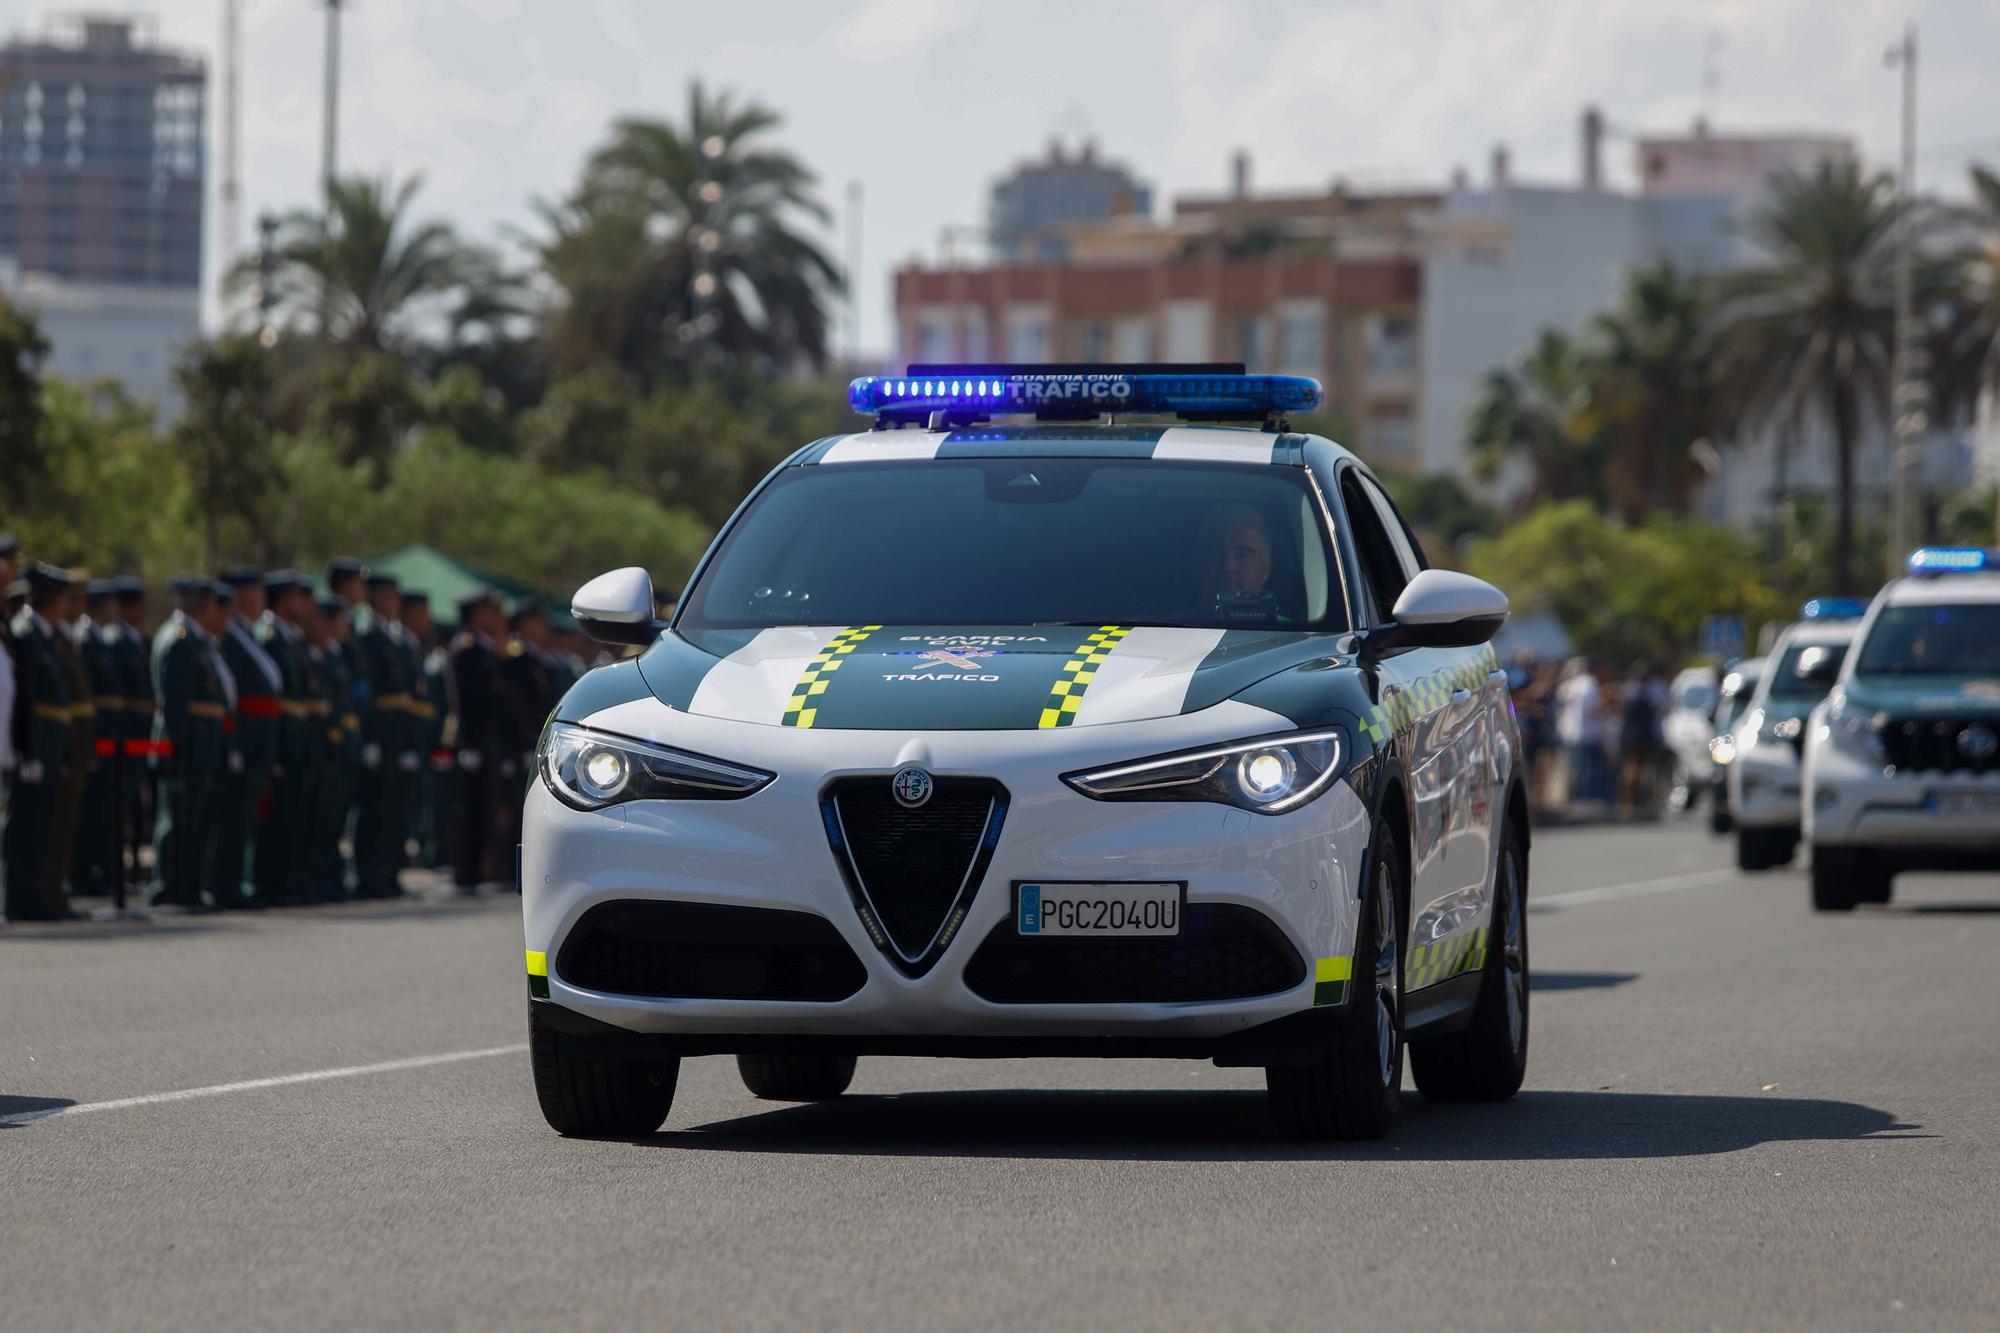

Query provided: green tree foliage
[304,347,425,475]
[0,303,51,510]
[170,336,285,563]
[1376,467,1498,556]
[537,84,843,384]
[1467,330,1602,505]
[1712,159,1902,594]
[1465,500,1788,666]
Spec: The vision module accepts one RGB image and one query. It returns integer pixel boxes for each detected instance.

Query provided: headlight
[1064,728,1345,815]
[1822,694,1886,766]
[1708,734,1738,766]
[537,721,774,810]
[1736,708,1767,754]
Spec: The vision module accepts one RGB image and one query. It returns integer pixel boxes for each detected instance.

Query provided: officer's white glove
[17,760,44,784]
[397,750,421,772]
[227,751,245,774]
[459,749,483,773]
[361,743,383,770]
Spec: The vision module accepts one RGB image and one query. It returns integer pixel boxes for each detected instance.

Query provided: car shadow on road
[1885,903,2000,915]
[662,1087,1923,1163]
[0,1096,76,1128]
[1529,971,1639,991]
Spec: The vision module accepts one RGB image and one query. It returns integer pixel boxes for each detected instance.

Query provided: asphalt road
[4,820,1998,1331]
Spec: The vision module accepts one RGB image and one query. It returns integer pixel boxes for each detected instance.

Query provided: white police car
[1803,548,2000,910]
[1727,601,1865,870]
[1706,656,1764,834]
[522,365,1529,1141]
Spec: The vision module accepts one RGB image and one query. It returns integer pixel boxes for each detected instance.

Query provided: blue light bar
[1907,547,1996,575]
[1801,597,1870,620]
[848,369,1324,423]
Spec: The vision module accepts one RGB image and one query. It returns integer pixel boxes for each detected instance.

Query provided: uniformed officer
[152,576,231,912]
[352,571,414,898]
[43,570,94,913]
[503,598,559,840]
[74,578,124,899]
[3,564,76,921]
[0,532,18,811]
[256,571,315,907]
[311,594,361,903]
[111,575,157,901]
[399,590,447,872]
[450,589,513,894]
[214,567,283,909]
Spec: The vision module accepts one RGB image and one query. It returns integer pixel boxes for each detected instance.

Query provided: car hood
[1840,676,2000,720]
[636,624,1345,731]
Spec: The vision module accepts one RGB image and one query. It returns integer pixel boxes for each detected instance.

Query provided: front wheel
[529,1004,679,1137]
[1266,823,1403,1140]
[1812,849,1891,912]
[1737,826,1795,872]
[1410,822,1529,1102]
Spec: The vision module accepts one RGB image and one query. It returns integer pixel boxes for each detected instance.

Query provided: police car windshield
[1856,604,2000,679]
[1768,643,1845,703]
[677,458,1343,632]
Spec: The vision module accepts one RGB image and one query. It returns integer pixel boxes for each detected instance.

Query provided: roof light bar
[848,364,1324,424]
[1800,597,1870,620]
[1906,547,1996,576]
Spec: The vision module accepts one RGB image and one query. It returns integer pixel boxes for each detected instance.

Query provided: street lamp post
[1887,23,1923,573]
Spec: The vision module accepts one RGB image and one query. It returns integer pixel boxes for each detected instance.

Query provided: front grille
[825,777,1004,968]
[556,900,866,1001]
[1880,718,2000,776]
[963,904,1306,1004]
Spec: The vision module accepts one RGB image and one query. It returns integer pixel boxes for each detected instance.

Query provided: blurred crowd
[0,532,623,925]
[1507,651,1674,818]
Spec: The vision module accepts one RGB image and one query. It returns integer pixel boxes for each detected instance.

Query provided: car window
[1339,471,1411,621]
[1855,603,2000,680]
[1766,642,1847,703]
[1361,476,1429,576]
[678,458,1344,632]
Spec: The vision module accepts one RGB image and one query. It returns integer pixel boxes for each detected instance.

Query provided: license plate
[1930,792,2000,818]
[1017,883,1182,937]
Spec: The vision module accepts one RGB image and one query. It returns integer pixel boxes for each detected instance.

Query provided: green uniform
[256,614,316,907]
[3,609,72,920]
[151,612,229,909]
[213,616,282,908]
[44,620,93,911]
[311,643,361,902]
[409,644,449,868]
[74,618,123,896]
[108,620,157,901]
[352,606,417,897]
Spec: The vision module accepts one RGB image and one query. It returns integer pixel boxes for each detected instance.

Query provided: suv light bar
[1907,547,1997,576]
[848,363,1324,425]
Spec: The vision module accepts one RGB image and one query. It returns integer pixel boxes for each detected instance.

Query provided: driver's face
[1214,522,1272,596]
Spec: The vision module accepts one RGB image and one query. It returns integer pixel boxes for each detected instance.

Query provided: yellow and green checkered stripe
[1312,955,1352,1006]
[1356,645,1501,745]
[1037,625,1130,729]
[526,949,549,1000]
[782,625,882,729]
[1406,926,1488,990]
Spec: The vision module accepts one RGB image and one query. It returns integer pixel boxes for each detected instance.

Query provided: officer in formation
[2,544,587,923]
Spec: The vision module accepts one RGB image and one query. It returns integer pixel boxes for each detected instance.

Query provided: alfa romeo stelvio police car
[523,365,1529,1141]
[1802,548,2000,911]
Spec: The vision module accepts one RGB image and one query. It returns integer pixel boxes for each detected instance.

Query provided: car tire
[1737,826,1794,872]
[528,1003,679,1137]
[736,1053,858,1101]
[1812,849,1890,911]
[1409,821,1529,1102]
[1709,791,1734,835]
[1266,822,1403,1141]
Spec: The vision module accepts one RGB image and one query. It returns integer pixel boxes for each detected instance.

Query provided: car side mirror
[1365,569,1510,656]
[572,567,666,647]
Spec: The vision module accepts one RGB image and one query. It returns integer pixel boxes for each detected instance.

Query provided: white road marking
[1534,867,1741,908]
[0,1043,527,1128]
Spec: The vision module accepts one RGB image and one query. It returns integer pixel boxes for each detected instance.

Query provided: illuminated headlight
[538,720,773,811]
[1709,734,1738,766]
[1736,708,1767,755]
[1064,729,1345,815]
[1823,695,1886,765]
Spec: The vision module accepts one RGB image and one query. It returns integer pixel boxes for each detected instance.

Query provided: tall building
[0,14,204,414]
[989,140,1152,263]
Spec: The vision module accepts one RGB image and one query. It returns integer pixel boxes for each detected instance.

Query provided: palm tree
[228,175,499,355]
[536,83,842,383]
[1712,159,1901,593]
[1466,329,1602,508]
[1587,262,1720,523]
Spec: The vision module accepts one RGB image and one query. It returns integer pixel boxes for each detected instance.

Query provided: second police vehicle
[521,365,1530,1141]
[1726,599,1865,871]
[1802,548,2000,910]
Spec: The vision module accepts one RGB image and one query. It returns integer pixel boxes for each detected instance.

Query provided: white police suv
[522,365,1529,1141]
[1803,548,2000,911]
[1726,601,1865,870]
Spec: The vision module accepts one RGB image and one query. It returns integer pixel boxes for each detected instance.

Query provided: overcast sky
[15,0,2000,354]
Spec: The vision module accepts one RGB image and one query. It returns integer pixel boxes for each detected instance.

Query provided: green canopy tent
[360,544,579,633]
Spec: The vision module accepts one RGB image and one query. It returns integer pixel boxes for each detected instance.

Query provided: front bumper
[520,700,1374,1043]
[1805,740,2000,853]
[1728,745,1803,831]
